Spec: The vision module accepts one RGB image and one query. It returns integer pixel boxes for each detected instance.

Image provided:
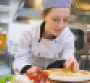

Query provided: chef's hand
[64,58,79,70]
[27,67,37,74]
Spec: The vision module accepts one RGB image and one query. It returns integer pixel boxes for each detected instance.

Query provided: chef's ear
[41,13,46,21]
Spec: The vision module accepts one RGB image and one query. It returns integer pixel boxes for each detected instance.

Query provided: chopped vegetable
[27,67,52,83]
[36,67,43,74]
[0,76,14,83]
[34,75,42,82]
[43,78,47,83]
[63,67,71,70]
[27,73,35,80]
[42,71,49,78]
[84,70,89,72]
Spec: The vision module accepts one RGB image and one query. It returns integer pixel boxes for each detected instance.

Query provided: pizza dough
[46,68,90,81]
[47,69,90,77]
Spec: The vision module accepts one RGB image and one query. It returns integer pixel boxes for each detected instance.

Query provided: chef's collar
[38,21,59,42]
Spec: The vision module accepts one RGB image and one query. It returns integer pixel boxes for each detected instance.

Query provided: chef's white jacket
[13,20,75,73]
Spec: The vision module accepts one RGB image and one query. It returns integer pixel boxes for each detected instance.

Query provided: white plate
[49,75,90,82]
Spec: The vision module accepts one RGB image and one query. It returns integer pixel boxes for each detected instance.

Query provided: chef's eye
[52,18,59,22]
[63,19,68,22]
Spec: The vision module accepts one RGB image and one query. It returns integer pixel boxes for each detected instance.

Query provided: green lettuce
[84,70,90,72]
[0,76,14,83]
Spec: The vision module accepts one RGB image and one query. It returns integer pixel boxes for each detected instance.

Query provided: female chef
[13,0,79,74]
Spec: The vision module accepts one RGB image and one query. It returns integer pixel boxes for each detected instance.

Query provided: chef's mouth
[55,29,62,32]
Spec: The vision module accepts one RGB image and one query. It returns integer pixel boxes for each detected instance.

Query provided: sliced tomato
[43,79,47,83]
[27,74,30,79]
[34,75,42,82]
[27,73,35,80]
[36,67,43,74]
[43,78,48,83]
[42,71,49,78]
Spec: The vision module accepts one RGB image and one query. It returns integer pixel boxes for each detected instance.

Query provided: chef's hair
[43,8,52,16]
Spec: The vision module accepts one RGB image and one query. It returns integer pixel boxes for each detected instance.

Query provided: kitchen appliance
[68,24,88,55]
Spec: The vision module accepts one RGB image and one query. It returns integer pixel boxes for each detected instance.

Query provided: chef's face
[41,8,70,36]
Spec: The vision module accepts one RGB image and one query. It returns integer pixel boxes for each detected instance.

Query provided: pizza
[46,68,90,81]
[47,68,90,77]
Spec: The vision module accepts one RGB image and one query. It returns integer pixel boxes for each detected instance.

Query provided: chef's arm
[13,30,32,74]
[47,34,75,69]
[59,34,75,60]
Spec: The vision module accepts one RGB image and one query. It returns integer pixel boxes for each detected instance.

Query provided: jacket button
[38,39,40,42]
[55,41,57,43]
[38,53,40,56]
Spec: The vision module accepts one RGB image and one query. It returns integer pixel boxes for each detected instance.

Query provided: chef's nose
[58,20,64,29]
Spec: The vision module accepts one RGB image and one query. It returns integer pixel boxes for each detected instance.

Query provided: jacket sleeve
[13,29,33,73]
[59,33,75,60]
